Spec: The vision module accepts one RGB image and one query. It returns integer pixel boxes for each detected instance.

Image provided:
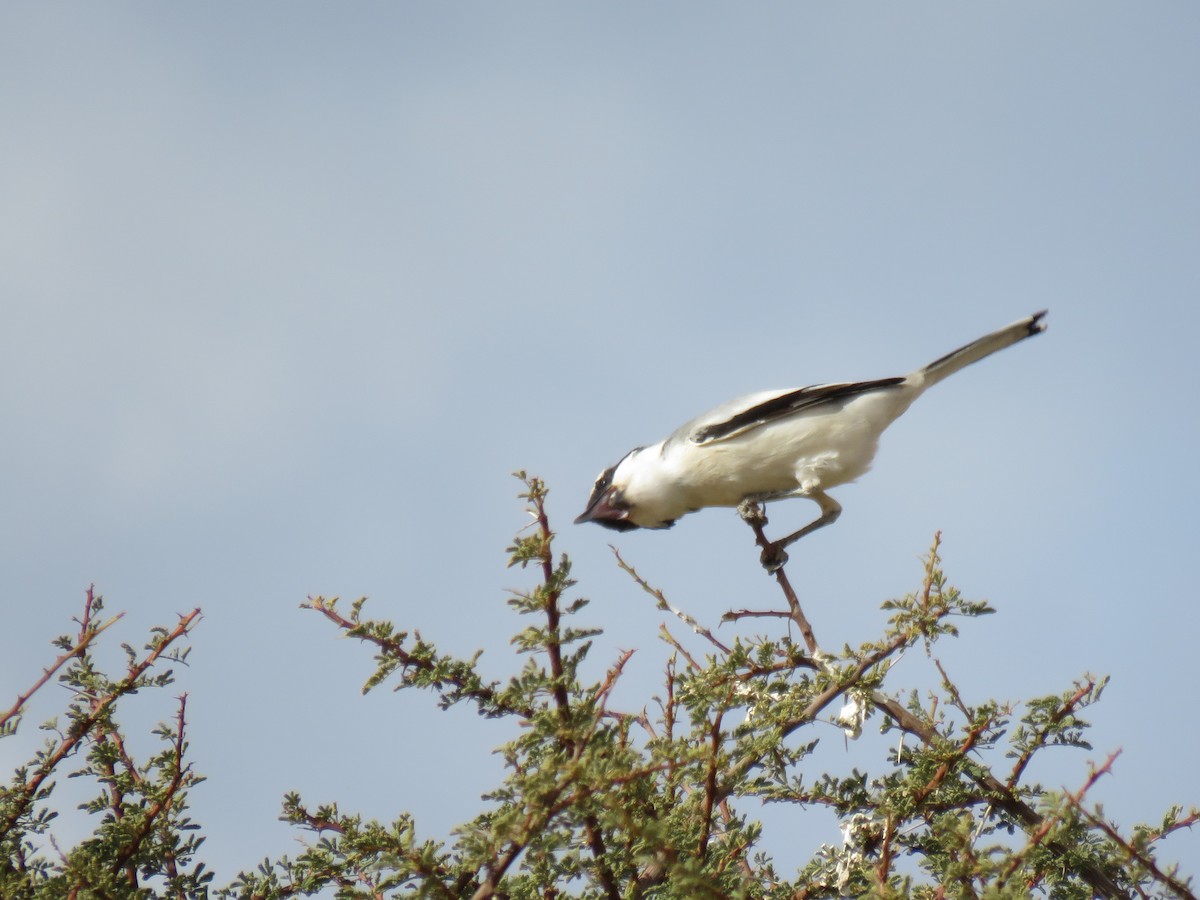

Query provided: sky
[2,1,1198,887]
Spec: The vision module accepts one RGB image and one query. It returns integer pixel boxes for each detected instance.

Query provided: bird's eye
[593,466,616,493]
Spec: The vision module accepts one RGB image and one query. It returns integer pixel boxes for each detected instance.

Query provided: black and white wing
[671,377,906,447]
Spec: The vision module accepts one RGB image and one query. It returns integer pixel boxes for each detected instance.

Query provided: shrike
[576,311,1046,570]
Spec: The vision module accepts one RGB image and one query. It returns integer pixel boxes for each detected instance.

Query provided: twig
[737,506,819,655]
[933,658,973,720]
[1,596,124,730]
[876,813,897,886]
[110,695,193,874]
[528,482,620,900]
[1140,809,1200,847]
[721,609,794,622]
[304,600,535,720]
[910,719,990,808]
[698,710,725,861]
[1061,756,1196,900]
[594,649,636,715]
[530,487,573,729]
[613,549,731,655]
[1006,677,1096,791]
[658,623,703,671]
[872,694,1129,899]
[716,799,758,881]
[718,627,918,801]
[0,607,201,837]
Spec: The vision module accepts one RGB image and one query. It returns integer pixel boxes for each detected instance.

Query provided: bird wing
[685,377,906,445]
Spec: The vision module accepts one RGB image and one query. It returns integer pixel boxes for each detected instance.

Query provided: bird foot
[738,502,786,572]
[760,542,789,574]
[737,499,767,526]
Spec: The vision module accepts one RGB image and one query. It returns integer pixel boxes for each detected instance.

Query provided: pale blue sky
[2,2,1198,884]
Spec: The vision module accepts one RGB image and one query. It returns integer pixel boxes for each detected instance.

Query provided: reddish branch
[725,525,1140,898]
[531,491,574,729]
[871,694,1128,899]
[1061,755,1196,899]
[532,486,621,900]
[110,695,193,875]
[471,478,621,900]
[0,606,200,838]
[304,600,535,720]
[613,550,731,655]
[1,587,124,730]
[737,507,819,655]
[719,520,1132,898]
[910,719,991,808]
[698,710,725,860]
[1007,677,1097,790]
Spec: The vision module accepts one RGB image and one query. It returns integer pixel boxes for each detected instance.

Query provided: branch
[304,600,536,720]
[477,475,621,900]
[110,694,193,874]
[719,627,916,798]
[910,717,991,809]
[872,694,1129,899]
[657,623,703,672]
[1006,677,1096,790]
[721,609,794,622]
[0,607,201,838]
[594,649,635,717]
[737,505,819,654]
[1061,757,1196,900]
[0,589,124,730]
[614,549,731,655]
[470,745,588,900]
[698,710,725,860]
[526,480,620,900]
[529,484,573,728]
[1141,810,1200,847]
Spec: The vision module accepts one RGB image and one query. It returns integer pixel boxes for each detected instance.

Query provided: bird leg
[739,490,842,573]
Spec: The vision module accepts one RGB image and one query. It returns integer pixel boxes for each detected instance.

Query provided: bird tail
[916,310,1047,388]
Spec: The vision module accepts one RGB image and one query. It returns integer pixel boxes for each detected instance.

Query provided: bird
[576,311,1047,571]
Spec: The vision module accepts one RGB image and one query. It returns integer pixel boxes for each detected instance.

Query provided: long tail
[915,310,1047,388]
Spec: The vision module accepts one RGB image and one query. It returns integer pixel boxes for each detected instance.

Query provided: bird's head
[575,447,679,532]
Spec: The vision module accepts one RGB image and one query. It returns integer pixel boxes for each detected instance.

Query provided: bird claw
[760,543,789,574]
[737,500,767,526]
[739,502,786,572]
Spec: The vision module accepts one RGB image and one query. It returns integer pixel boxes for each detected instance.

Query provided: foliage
[2,475,1196,898]
[1,595,208,898]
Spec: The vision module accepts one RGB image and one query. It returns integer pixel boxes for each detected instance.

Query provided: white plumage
[576,311,1046,565]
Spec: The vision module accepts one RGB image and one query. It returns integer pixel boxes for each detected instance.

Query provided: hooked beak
[575,489,640,532]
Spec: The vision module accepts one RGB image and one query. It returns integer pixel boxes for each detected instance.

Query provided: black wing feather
[691,377,905,444]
